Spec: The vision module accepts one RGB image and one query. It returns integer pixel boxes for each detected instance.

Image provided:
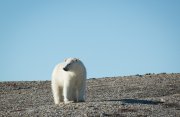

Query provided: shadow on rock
[105,99,164,105]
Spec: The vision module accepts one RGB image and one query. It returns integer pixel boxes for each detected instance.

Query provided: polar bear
[51,58,86,104]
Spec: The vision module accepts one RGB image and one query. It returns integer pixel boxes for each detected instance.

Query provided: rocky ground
[0,73,180,117]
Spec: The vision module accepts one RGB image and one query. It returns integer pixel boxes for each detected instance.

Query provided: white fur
[51,58,86,104]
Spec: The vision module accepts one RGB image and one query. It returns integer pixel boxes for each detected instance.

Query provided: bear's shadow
[105,99,164,105]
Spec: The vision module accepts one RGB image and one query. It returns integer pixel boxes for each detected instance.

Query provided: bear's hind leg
[52,85,63,104]
[78,88,85,102]
[75,89,79,102]
[59,87,64,102]
[74,88,85,102]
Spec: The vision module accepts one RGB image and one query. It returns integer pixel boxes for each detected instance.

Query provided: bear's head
[63,58,85,73]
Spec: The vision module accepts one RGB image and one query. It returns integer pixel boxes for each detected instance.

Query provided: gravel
[0,73,180,117]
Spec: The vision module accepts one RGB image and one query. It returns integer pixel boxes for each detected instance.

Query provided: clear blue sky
[0,0,180,81]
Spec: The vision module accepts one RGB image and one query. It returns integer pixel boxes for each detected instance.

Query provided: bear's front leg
[63,82,73,104]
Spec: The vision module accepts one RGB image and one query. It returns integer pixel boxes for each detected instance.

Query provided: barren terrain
[0,73,180,117]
